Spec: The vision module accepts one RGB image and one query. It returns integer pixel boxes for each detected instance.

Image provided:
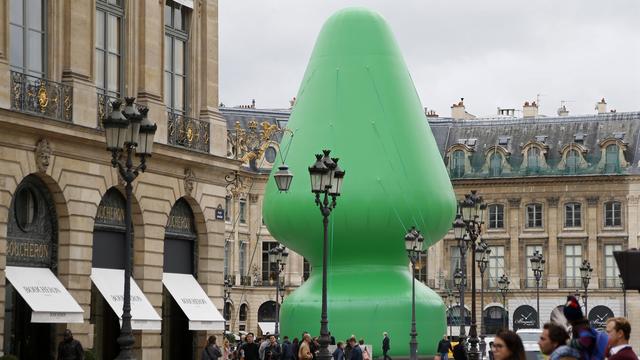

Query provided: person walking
[492,330,526,360]
[359,339,371,360]
[203,335,223,360]
[264,335,282,360]
[333,342,345,360]
[350,337,363,360]
[453,339,468,360]
[538,323,580,360]
[344,338,353,360]
[382,332,392,360]
[260,335,271,360]
[282,336,294,360]
[223,338,232,360]
[438,335,453,360]
[605,317,638,360]
[57,329,84,360]
[299,333,314,360]
[241,333,261,360]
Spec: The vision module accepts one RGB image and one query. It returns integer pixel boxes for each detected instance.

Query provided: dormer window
[451,150,465,178]
[566,149,580,174]
[490,153,502,176]
[527,147,540,173]
[605,144,620,173]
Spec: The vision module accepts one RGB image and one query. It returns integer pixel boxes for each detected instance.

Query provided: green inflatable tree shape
[263,7,456,356]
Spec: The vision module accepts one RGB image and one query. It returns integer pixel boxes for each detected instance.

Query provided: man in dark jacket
[264,335,282,360]
[605,317,638,360]
[382,332,391,360]
[453,340,467,360]
[437,335,453,360]
[349,338,363,360]
[241,333,261,360]
[282,336,294,360]
[57,329,84,360]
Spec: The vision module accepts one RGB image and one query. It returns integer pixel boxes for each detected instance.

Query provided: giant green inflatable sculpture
[263,8,456,357]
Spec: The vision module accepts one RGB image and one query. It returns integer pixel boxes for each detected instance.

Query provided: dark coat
[344,343,353,360]
[333,347,345,360]
[202,344,223,360]
[265,343,282,360]
[438,340,452,354]
[283,340,295,360]
[453,343,468,360]
[383,337,390,351]
[57,338,84,360]
[609,347,639,360]
[242,342,261,360]
[351,345,363,360]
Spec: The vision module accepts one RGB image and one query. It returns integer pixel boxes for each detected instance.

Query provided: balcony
[559,277,583,289]
[599,277,622,289]
[240,276,252,286]
[521,277,547,289]
[10,71,73,122]
[224,274,236,286]
[167,111,210,152]
[97,93,119,128]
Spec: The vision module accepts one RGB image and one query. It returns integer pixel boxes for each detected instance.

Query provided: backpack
[363,348,371,360]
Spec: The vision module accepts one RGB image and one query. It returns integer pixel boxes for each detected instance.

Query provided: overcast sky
[219,1,639,118]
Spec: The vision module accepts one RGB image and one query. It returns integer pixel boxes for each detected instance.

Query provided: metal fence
[167,111,210,152]
[11,71,73,122]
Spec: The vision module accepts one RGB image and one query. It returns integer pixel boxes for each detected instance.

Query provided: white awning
[162,272,225,331]
[5,266,83,323]
[258,322,276,335]
[173,0,193,9]
[91,268,161,330]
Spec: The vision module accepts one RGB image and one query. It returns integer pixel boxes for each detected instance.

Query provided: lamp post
[405,226,425,360]
[453,191,486,360]
[223,278,232,332]
[446,288,454,339]
[530,250,545,328]
[497,274,510,330]
[619,274,627,317]
[102,98,157,360]
[269,244,289,336]
[453,265,465,338]
[308,150,345,360]
[475,242,490,359]
[579,260,593,314]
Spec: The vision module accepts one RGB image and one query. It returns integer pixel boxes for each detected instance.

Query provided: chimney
[557,105,569,117]
[424,108,439,118]
[523,101,539,118]
[451,98,475,120]
[596,98,607,114]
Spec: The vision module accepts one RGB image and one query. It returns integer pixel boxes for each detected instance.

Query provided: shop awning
[91,268,161,330]
[258,322,276,335]
[162,272,225,331]
[5,266,83,323]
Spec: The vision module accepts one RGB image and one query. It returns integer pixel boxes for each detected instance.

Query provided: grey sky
[219,1,639,117]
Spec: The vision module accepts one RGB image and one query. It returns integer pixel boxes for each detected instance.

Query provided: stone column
[508,198,521,289]
[626,195,640,249]
[546,197,559,289]
[586,196,599,289]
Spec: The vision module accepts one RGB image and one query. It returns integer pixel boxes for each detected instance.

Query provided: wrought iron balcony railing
[97,93,119,128]
[167,111,210,153]
[10,71,73,122]
[521,277,547,289]
[559,277,583,289]
[599,277,622,289]
[240,276,252,286]
[224,274,236,286]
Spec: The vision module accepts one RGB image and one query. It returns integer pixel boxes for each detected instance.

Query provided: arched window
[566,149,579,174]
[451,150,465,178]
[239,304,248,322]
[527,147,540,173]
[258,301,277,322]
[484,306,508,334]
[446,305,471,326]
[605,144,620,173]
[490,153,502,176]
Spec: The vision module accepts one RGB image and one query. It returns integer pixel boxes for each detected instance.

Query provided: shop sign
[513,305,538,331]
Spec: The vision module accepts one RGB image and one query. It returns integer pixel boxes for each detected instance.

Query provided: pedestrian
[282,336,295,360]
[311,337,320,360]
[57,329,84,360]
[437,335,453,360]
[299,333,314,360]
[564,296,608,360]
[605,317,638,360]
[344,338,353,360]
[350,337,363,360]
[488,342,495,360]
[382,332,392,360]
[241,333,261,360]
[203,335,223,360]
[333,342,345,360]
[453,339,467,360]
[265,335,282,360]
[359,339,371,360]
[492,330,526,360]
[223,338,232,360]
[292,337,300,360]
[538,323,580,360]
[260,334,271,360]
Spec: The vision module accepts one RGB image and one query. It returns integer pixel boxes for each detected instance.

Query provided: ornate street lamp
[454,191,486,360]
[405,226,425,360]
[530,250,545,328]
[579,260,593,314]
[223,278,232,332]
[102,98,157,360]
[273,164,294,192]
[475,241,490,358]
[453,264,465,338]
[497,274,510,330]
[308,150,345,360]
[269,244,289,336]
